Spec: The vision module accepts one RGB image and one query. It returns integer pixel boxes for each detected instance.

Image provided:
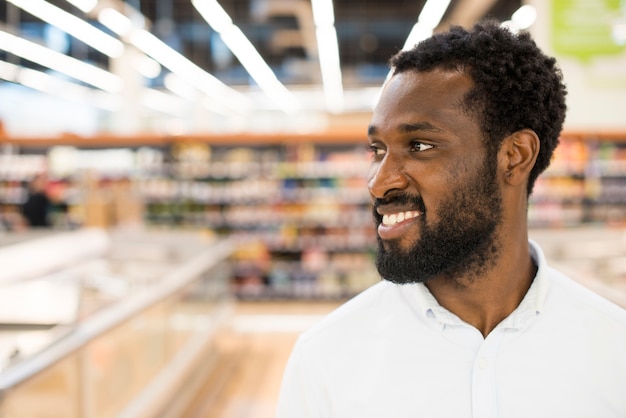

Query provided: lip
[377,210,422,240]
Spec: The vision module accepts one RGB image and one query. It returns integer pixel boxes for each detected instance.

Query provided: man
[22,173,51,227]
[276,21,626,418]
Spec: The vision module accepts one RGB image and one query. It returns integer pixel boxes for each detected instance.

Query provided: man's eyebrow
[367,122,444,137]
[398,122,444,134]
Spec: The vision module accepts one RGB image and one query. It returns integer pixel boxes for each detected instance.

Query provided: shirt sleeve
[275,335,332,418]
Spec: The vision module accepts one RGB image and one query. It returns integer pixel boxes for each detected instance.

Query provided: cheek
[418,169,467,218]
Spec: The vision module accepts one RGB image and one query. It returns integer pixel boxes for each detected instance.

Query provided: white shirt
[276,242,626,418]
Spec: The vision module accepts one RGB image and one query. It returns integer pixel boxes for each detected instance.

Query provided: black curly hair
[390,21,567,196]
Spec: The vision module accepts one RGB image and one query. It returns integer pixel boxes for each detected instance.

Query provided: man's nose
[368,153,409,199]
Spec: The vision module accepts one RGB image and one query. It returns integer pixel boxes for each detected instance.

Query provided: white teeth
[381,211,420,226]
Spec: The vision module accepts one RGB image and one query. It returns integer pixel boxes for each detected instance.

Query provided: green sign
[551,0,625,60]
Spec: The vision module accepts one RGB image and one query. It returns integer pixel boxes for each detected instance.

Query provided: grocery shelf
[1,132,626,299]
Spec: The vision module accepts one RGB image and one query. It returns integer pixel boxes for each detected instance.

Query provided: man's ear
[499,129,540,186]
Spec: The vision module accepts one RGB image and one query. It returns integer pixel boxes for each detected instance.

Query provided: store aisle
[180,301,341,418]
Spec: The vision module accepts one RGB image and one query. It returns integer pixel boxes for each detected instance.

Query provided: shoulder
[302,281,398,337]
[546,266,626,329]
[277,284,410,418]
[294,280,416,353]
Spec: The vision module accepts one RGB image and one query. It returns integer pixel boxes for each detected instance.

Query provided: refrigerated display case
[0,228,234,418]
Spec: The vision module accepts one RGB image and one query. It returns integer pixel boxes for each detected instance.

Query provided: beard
[374,157,503,285]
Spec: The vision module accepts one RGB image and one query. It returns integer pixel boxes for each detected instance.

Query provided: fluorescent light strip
[374,0,451,109]
[191,0,232,33]
[0,59,121,111]
[62,0,97,14]
[140,89,188,116]
[316,26,344,113]
[0,59,190,116]
[97,7,134,36]
[7,0,124,58]
[0,30,123,93]
[164,73,196,100]
[512,5,537,29]
[219,26,298,113]
[502,5,538,33]
[192,0,299,113]
[163,73,237,116]
[311,0,344,113]
[133,54,161,79]
[311,0,335,27]
[97,7,251,112]
[128,29,251,111]
[403,0,451,50]
[0,59,19,81]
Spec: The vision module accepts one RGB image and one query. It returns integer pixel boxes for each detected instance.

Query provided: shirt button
[478,357,488,370]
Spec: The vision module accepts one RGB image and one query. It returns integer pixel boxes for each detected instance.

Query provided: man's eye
[411,142,434,152]
[369,145,386,157]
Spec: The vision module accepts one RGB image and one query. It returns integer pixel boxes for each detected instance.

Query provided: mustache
[372,193,426,216]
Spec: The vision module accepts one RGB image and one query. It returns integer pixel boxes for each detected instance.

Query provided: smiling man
[276,22,626,418]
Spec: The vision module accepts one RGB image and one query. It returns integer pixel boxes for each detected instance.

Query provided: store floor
[180,301,342,418]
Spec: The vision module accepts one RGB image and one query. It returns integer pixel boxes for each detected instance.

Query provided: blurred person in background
[22,173,51,227]
[277,21,626,418]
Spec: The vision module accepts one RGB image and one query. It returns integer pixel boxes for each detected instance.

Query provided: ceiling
[0,0,522,135]
[123,0,518,86]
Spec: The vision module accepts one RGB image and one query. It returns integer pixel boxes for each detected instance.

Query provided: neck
[425,237,536,338]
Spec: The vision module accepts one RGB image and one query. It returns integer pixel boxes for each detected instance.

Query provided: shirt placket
[471,327,505,418]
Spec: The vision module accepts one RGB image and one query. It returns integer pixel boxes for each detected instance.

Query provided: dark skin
[367,69,539,337]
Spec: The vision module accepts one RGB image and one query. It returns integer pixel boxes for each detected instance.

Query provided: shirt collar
[412,240,550,330]
[413,280,464,328]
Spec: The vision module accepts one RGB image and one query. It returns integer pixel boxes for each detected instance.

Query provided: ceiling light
[190,0,233,33]
[311,0,344,113]
[97,7,134,37]
[203,98,240,116]
[133,54,161,79]
[192,0,299,114]
[403,0,451,50]
[0,29,123,93]
[315,26,344,113]
[501,5,537,34]
[375,0,452,109]
[6,0,124,58]
[0,59,121,111]
[511,5,537,30]
[128,29,252,112]
[97,6,251,112]
[140,89,188,116]
[1,59,189,115]
[164,73,197,100]
[218,25,299,113]
[164,73,237,116]
[311,0,335,27]
[12,0,162,79]
[0,59,19,81]
[61,0,97,14]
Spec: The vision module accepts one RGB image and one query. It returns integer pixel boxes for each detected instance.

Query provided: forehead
[370,69,477,136]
